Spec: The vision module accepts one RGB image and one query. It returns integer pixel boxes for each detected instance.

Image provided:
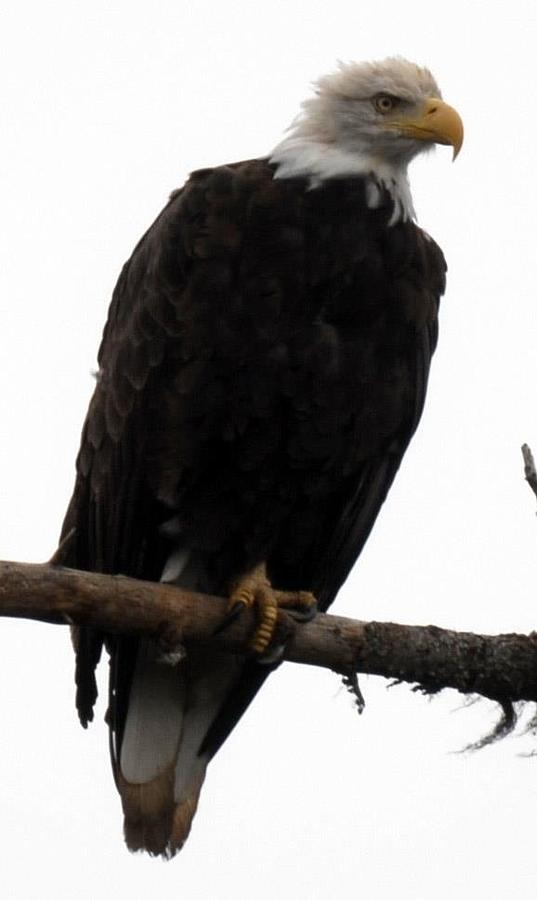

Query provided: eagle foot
[227,562,317,656]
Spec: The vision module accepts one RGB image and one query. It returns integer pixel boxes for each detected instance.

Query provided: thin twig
[522,443,537,502]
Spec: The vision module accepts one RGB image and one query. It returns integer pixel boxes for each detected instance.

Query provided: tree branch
[1,558,537,708]
[522,443,537,504]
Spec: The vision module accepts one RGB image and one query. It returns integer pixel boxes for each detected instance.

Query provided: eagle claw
[213,600,247,635]
[221,563,317,656]
[283,600,318,623]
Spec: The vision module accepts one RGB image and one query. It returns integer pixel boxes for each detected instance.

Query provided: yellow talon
[227,561,317,656]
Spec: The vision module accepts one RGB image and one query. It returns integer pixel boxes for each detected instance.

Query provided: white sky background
[1,1,537,897]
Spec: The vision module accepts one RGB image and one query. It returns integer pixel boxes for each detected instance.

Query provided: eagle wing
[62,186,190,724]
[199,269,441,758]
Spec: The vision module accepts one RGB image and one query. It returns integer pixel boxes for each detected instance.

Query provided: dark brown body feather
[61,158,446,851]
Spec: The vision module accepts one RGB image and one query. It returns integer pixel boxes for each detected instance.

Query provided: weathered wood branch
[1,558,537,708]
[522,443,537,504]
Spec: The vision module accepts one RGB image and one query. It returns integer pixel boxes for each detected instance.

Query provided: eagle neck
[268,138,416,225]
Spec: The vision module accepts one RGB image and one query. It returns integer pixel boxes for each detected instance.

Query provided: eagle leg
[227,562,317,655]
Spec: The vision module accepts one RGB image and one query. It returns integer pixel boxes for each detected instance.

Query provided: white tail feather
[120,639,186,782]
[118,549,243,854]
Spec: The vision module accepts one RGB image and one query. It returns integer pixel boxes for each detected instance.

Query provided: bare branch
[522,443,537,502]
[1,558,537,707]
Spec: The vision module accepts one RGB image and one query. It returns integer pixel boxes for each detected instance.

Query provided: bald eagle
[60,57,462,856]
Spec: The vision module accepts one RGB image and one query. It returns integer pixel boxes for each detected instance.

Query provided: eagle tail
[114,551,242,856]
[118,756,206,857]
[116,636,240,857]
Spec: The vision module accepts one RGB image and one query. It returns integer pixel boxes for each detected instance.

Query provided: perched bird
[60,56,463,857]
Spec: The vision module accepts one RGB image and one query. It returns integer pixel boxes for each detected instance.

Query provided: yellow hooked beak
[389,97,464,159]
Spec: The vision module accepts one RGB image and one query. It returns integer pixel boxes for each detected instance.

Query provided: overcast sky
[2,1,537,898]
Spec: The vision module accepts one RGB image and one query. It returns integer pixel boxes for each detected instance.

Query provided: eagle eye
[373,94,399,114]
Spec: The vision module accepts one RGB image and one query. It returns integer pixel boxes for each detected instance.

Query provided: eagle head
[270,56,463,222]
